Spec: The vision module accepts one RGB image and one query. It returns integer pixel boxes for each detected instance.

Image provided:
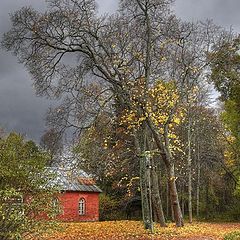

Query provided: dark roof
[49,167,102,193]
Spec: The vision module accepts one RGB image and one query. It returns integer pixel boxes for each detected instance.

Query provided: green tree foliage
[210,37,240,142]
[211,39,240,98]
[210,36,240,196]
[99,194,120,221]
[0,132,58,240]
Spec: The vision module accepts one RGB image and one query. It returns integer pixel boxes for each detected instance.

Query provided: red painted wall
[57,191,100,221]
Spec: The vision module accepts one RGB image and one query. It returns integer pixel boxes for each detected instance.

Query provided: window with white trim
[52,197,62,215]
[79,198,86,215]
[12,196,24,215]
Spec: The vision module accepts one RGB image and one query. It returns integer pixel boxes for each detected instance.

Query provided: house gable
[49,168,102,222]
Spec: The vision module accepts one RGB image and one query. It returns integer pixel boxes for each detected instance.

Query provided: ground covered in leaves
[42,220,240,240]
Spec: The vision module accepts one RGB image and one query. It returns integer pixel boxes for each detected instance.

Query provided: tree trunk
[196,142,201,217]
[187,118,193,223]
[151,160,166,227]
[146,154,154,233]
[181,197,185,217]
[171,195,175,222]
[205,179,209,217]
[167,164,184,227]
[181,185,185,216]
[166,178,169,219]
[134,128,152,230]
[140,155,151,229]
[146,118,184,227]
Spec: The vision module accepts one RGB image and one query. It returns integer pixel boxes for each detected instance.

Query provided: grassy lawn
[41,220,240,240]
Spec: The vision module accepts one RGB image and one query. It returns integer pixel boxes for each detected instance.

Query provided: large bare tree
[2,0,221,228]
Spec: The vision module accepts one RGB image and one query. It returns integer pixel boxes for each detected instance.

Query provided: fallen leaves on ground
[40,220,240,240]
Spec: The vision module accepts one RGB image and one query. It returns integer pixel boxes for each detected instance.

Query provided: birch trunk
[187,117,193,223]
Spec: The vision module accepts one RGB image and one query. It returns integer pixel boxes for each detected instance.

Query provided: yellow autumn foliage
[121,80,184,129]
[120,79,185,153]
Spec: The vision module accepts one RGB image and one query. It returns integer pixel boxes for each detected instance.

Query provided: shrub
[224,231,240,240]
[0,133,58,239]
[99,194,122,220]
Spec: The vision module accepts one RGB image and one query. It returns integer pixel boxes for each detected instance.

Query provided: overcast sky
[0,0,240,142]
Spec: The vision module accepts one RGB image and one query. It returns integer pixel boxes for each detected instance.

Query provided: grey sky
[0,0,240,142]
[174,0,240,31]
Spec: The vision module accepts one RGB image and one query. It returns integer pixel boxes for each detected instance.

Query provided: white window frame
[52,197,63,215]
[79,198,86,215]
[12,196,24,216]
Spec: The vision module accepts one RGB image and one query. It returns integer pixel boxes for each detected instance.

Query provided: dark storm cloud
[0,0,118,142]
[0,0,49,141]
[0,50,52,141]
[0,0,240,142]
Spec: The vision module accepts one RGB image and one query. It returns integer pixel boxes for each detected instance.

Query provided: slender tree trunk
[152,202,158,222]
[166,177,169,219]
[139,3,154,231]
[182,197,185,217]
[171,195,175,222]
[205,179,209,217]
[181,185,185,216]
[140,155,151,229]
[157,165,163,203]
[196,142,201,217]
[187,117,193,223]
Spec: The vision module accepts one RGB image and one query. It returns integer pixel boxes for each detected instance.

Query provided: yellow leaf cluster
[224,149,236,167]
[146,80,182,128]
[120,109,144,130]
[120,80,186,156]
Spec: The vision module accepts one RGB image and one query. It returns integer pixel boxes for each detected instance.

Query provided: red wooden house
[51,168,102,222]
